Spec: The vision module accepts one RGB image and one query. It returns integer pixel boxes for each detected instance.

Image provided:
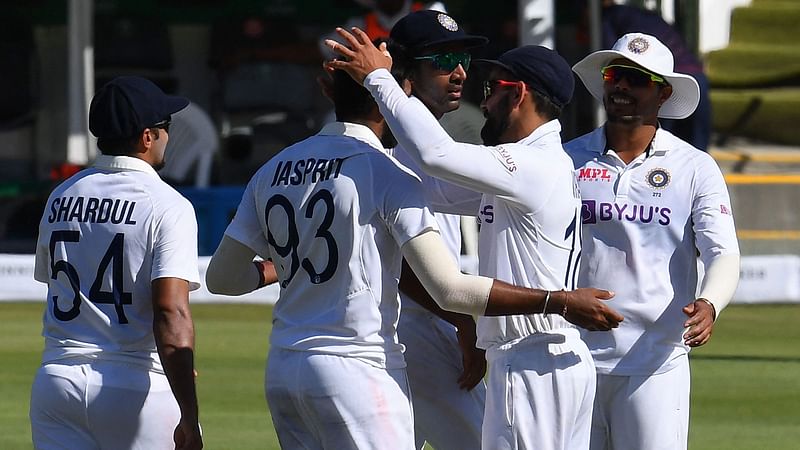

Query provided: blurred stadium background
[1,0,799,447]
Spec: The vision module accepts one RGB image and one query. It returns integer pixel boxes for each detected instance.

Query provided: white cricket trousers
[265,348,415,450]
[30,359,180,450]
[483,328,596,450]
[398,308,486,450]
[590,354,690,450]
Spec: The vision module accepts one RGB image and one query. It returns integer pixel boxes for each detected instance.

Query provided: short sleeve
[151,197,201,290]
[380,161,439,248]
[224,175,272,258]
[33,216,51,284]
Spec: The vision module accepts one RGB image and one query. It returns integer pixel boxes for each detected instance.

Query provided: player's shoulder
[655,129,720,171]
[564,128,604,167]
[137,175,196,217]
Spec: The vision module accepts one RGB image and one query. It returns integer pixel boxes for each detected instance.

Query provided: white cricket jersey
[34,155,201,373]
[224,122,438,369]
[390,146,466,314]
[565,127,739,375]
[365,69,583,350]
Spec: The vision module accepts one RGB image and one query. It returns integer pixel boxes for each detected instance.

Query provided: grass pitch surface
[2,302,799,449]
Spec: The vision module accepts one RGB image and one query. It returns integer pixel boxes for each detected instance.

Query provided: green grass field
[2,302,799,449]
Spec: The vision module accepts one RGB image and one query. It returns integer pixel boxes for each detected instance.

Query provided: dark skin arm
[483,282,622,331]
[253,259,279,288]
[152,277,203,450]
[682,298,716,347]
[400,260,486,390]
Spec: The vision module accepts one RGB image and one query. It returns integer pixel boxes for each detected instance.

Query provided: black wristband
[253,261,267,288]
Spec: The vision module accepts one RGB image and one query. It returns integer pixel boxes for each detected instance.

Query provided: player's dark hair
[96,128,161,155]
[529,88,563,121]
[387,40,414,83]
[331,67,376,122]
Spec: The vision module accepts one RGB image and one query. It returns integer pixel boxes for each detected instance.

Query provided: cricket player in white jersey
[328,28,624,450]
[205,67,622,450]
[566,33,741,450]
[387,11,489,450]
[30,76,203,449]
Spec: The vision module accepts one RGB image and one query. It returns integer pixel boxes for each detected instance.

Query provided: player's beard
[379,125,398,149]
[481,95,514,146]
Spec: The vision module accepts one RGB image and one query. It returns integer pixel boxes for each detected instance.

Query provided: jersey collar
[517,119,562,147]
[598,126,672,159]
[93,154,160,177]
[318,122,387,154]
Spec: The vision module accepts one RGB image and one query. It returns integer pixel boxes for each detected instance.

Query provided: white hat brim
[573,50,700,119]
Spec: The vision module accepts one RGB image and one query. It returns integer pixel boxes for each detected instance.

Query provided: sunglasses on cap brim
[414,52,472,72]
[601,64,667,88]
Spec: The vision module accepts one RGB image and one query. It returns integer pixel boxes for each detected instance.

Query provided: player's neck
[348,117,386,142]
[505,107,548,143]
[604,122,657,164]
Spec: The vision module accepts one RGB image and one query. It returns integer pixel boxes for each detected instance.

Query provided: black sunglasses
[150,119,171,133]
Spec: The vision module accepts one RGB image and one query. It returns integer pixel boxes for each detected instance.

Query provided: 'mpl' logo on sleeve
[581,200,671,226]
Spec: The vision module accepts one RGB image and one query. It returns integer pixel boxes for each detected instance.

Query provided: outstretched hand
[324,27,392,84]
[561,288,623,331]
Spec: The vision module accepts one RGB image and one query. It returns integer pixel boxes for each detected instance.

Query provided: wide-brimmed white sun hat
[572,32,700,119]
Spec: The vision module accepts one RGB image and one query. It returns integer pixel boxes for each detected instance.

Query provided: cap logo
[627,37,650,54]
[438,13,458,32]
[646,168,670,189]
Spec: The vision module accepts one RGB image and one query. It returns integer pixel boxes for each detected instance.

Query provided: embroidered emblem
[628,37,650,54]
[646,168,670,189]
[438,13,458,32]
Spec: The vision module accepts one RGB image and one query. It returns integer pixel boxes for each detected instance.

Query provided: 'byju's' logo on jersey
[494,146,517,173]
[582,200,671,225]
[646,168,671,189]
[578,167,612,182]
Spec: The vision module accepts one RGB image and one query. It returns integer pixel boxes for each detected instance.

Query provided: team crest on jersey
[438,13,458,31]
[646,168,670,189]
[628,37,650,54]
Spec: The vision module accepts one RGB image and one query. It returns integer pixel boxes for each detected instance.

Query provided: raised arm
[326,27,520,198]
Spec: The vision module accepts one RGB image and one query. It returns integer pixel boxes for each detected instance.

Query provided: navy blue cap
[390,10,488,54]
[89,76,189,140]
[476,46,574,108]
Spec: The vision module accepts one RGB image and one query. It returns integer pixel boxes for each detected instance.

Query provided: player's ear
[658,84,673,106]
[512,82,527,109]
[400,78,413,96]
[140,128,155,151]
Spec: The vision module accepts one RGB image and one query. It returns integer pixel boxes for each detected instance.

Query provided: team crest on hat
[646,168,670,189]
[438,13,458,32]
[628,37,650,54]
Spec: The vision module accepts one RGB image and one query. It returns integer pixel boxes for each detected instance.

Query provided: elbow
[205,260,233,295]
